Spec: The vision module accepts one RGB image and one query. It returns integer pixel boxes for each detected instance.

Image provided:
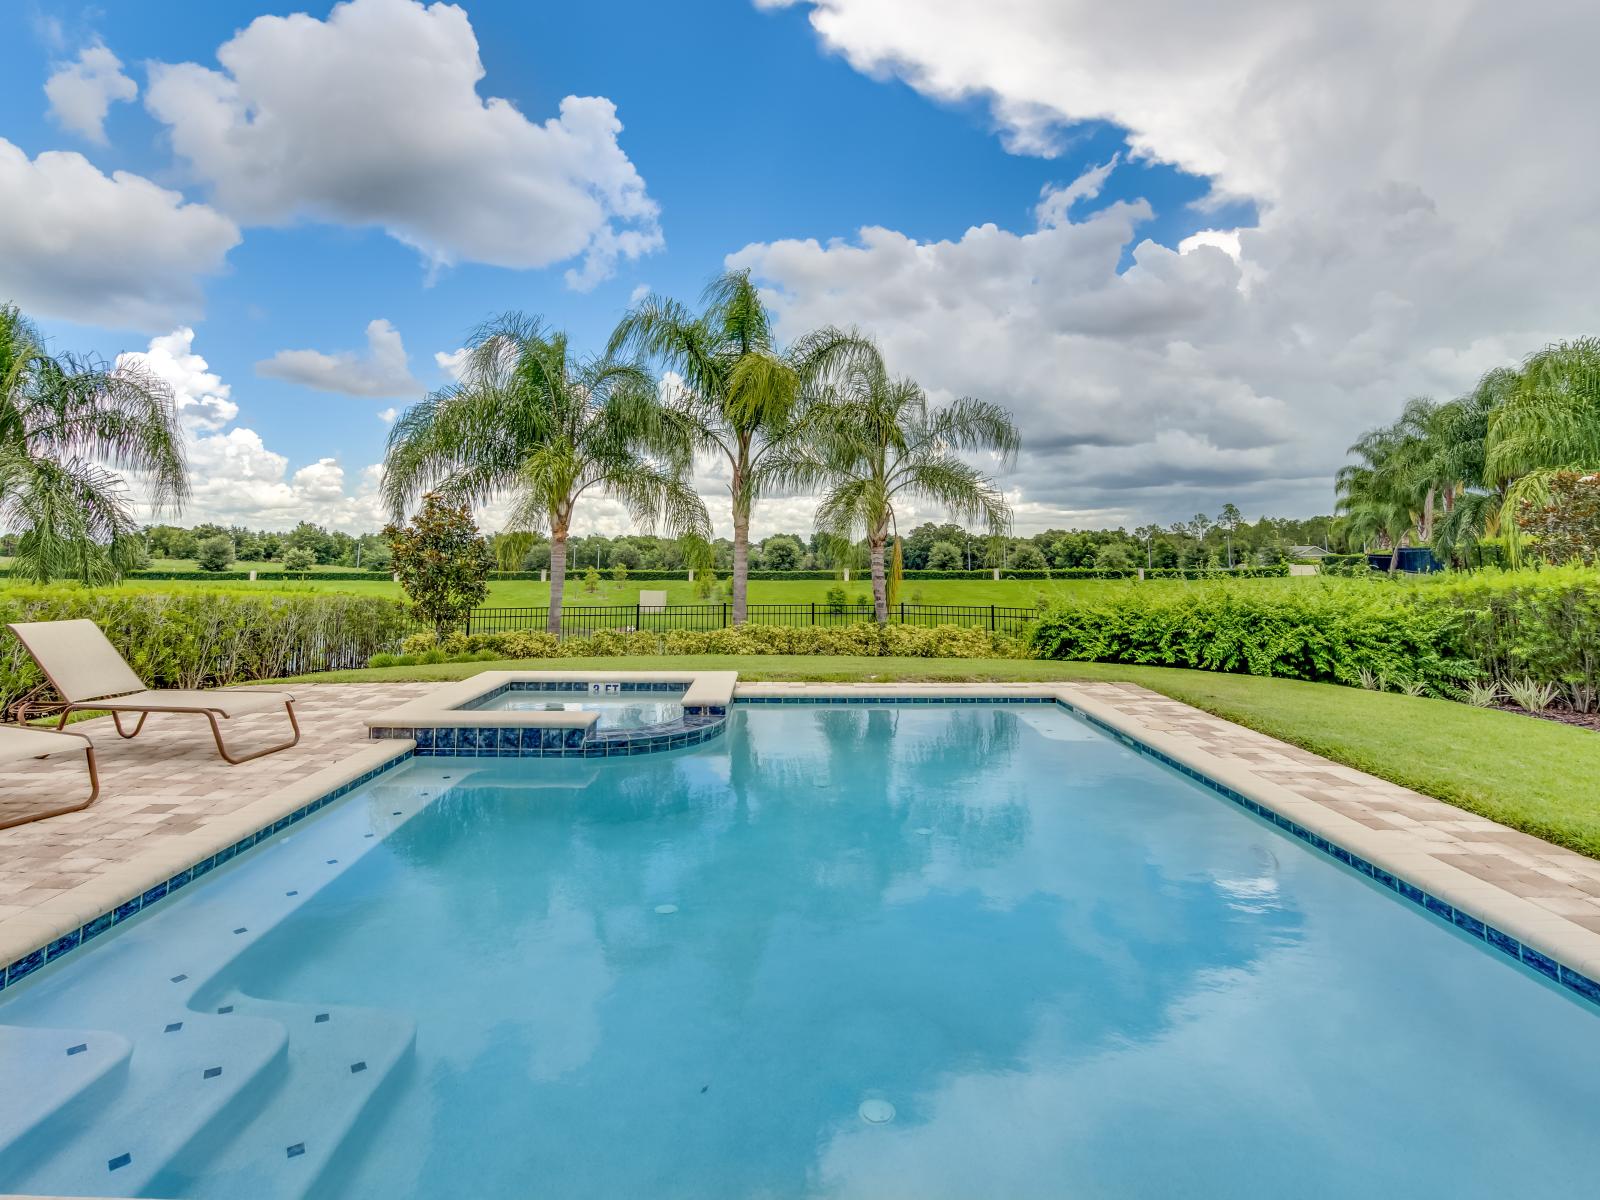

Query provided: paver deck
[3,679,1598,987]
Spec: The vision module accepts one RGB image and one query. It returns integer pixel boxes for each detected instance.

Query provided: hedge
[0,589,413,715]
[1030,566,1600,702]
[374,622,1026,668]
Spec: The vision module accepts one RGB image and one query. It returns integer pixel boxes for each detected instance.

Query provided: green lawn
[90,572,1334,608]
[275,653,1600,859]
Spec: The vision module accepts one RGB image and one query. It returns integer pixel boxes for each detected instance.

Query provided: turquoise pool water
[1,702,1596,1198]
[468,687,682,730]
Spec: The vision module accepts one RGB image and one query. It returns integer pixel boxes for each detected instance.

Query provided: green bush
[0,588,413,714]
[1030,580,1471,693]
[364,621,1023,667]
[1030,567,1600,701]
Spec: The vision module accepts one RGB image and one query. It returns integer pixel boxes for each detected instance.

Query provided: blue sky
[1,0,1587,534]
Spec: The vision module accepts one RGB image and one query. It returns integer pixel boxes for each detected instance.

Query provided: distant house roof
[1289,545,1330,558]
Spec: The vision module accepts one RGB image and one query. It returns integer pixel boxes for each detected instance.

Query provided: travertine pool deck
[3,679,1599,992]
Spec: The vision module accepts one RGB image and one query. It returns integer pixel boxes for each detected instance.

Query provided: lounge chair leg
[111,711,149,739]
[205,699,302,765]
[0,745,101,831]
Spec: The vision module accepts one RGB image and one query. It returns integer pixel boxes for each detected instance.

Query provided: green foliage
[195,535,235,572]
[1517,471,1600,565]
[1031,580,1472,694]
[281,547,317,572]
[1032,567,1600,706]
[824,585,848,614]
[365,621,1023,667]
[0,304,188,584]
[384,493,493,637]
[0,588,411,714]
[611,558,629,583]
[583,564,602,593]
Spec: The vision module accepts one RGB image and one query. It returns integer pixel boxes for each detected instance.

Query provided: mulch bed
[1495,704,1600,732]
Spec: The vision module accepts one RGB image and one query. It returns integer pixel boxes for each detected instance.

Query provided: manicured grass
[86,573,1333,608]
[275,653,1600,859]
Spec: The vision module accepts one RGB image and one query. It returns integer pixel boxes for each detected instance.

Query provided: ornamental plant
[384,492,494,638]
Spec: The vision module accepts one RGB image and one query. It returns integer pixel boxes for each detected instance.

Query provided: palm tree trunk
[1420,485,1435,543]
[731,494,750,627]
[869,535,888,623]
[548,514,570,636]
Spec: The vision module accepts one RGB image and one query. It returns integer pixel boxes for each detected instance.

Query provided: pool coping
[5,676,1598,1016]
[364,669,737,731]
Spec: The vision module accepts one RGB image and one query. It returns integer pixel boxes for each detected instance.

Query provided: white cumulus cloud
[143,0,662,288]
[255,318,420,398]
[0,139,239,330]
[737,0,1600,523]
[44,42,138,144]
[120,329,389,531]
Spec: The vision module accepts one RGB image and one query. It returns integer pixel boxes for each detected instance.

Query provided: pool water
[469,688,682,730]
[2,703,1597,1198]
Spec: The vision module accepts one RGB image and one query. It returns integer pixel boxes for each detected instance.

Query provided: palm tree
[608,270,859,624]
[1484,337,1600,555]
[0,304,187,583]
[1335,419,1425,571]
[383,313,708,634]
[801,339,1019,621]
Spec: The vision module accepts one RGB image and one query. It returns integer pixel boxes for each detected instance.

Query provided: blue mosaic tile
[1423,895,1453,921]
[6,949,43,986]
[142,881,168,905]
[113,898,141,923]
[1521,946,1559,981]
[1485,927,1521,960]
[47,930,81,960]
[1453,911,1487,940]
[1559,967,1600,1004]
[82,911,114,941]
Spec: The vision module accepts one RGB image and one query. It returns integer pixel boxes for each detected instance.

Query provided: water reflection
[212,704,1302,1198]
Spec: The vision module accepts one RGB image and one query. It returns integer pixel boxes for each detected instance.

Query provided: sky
[2,0,1596,539]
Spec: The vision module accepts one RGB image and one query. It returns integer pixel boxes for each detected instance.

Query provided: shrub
[0,588,412,714]
[281,547,317,572]
[1030,580,1471,694]
[195,535,235,572]
[1030,566,1600,702]
[386,494,494,638]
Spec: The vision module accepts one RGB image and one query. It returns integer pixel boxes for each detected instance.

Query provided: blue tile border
[2,748,414,994]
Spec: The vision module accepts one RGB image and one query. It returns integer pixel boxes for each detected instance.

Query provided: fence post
[465,611,472,636]
[722,602,728,628]
[635,602,641,632]
[989,604,995,632]
[811,601,816,626]
[899,601,905,624]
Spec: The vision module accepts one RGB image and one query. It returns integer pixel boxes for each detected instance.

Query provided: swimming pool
[1,701,1596,1197]
[467,688,684,730]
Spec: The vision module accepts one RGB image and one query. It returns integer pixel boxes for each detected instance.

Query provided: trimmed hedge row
[1030,581,1469,692]
[376,622,1026,668]
[0,589,413,715]
[1030,566,1600,701]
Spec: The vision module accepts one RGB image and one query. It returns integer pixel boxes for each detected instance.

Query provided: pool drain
[858,1099,895,1124]
[654,904,678,915]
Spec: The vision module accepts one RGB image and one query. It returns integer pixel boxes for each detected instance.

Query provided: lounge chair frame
[8,620,301,766]
[50,695,302,765]
[0,728,100,831]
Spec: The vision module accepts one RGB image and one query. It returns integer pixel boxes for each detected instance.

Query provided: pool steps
[0,770,442,1199]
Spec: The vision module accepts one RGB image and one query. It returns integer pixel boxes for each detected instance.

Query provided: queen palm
[382,313,708,634]
[0,304,187,583]
[1484,337,1600,555]
[801,341,1019,621]
[609,270,859,623]
[1335,419,1424,571]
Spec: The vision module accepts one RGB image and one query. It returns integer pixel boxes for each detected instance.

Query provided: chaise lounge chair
[7,619,300,765]
[0,724,98,830]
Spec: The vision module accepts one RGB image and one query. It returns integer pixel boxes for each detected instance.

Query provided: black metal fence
[464,602,1042,639]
